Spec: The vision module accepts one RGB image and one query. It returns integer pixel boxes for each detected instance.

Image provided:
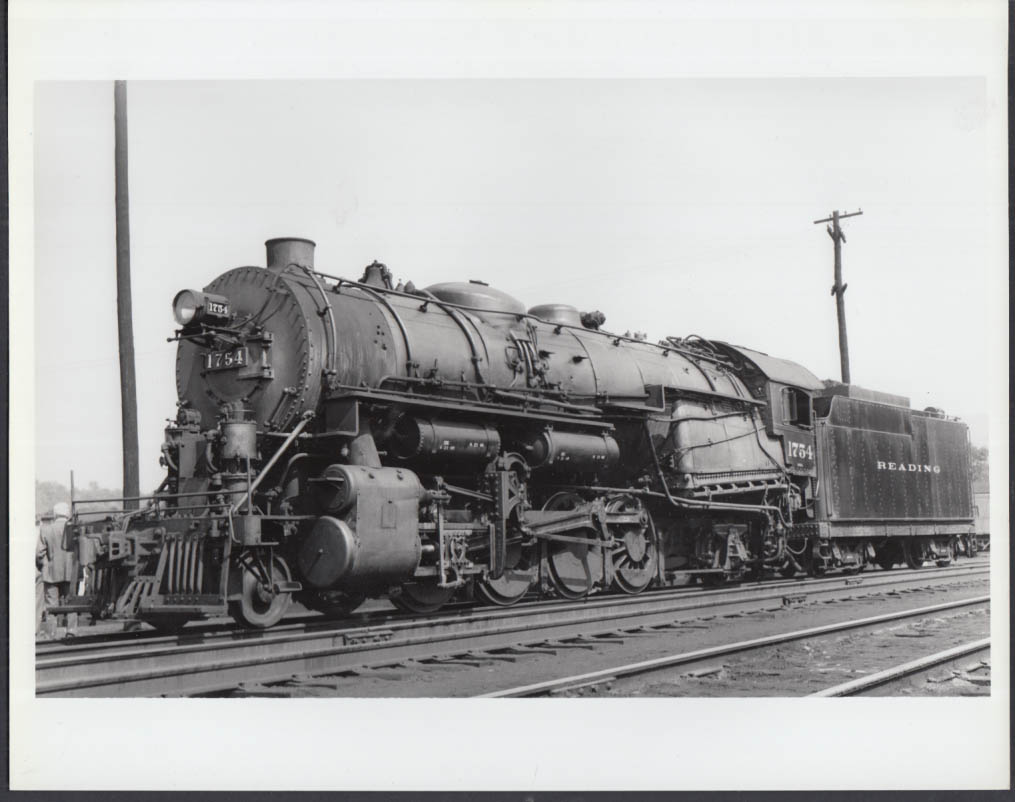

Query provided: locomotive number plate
[204,346,248,371]
[784,433,816,473]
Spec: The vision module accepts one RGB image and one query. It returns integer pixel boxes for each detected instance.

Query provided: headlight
[172,290,231,327]
[172,290,201,326]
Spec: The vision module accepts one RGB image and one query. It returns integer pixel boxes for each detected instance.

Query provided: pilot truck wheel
[229,553,293,629]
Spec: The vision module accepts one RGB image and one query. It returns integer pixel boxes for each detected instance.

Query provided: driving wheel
[543,492,600,600]
[607,496,657,595]
[476,541,538,606]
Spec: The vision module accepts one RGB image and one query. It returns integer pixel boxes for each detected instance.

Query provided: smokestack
[265,237,316,272]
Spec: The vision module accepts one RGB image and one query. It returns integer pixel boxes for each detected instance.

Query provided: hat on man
[52,502,70,518]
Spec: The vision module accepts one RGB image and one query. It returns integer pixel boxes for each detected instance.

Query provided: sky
[35,77,994,492]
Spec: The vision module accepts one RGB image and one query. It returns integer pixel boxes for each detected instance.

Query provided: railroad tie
[464,652,520,663]
[542,639,597,650]
[501,645,559,656]
[232,682,288,697]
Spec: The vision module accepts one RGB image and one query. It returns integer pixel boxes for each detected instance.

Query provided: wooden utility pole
[114,81,140,509]
[813,208,863,385]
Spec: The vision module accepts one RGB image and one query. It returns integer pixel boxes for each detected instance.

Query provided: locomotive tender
[61,237,976,629]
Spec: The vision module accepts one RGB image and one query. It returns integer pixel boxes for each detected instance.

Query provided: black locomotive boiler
[59,237,976,629]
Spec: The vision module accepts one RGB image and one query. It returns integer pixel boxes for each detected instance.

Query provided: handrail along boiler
[59,238,977,629]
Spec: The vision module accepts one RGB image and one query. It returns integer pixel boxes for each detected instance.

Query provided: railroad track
[36,563,989,697]
[479,596,989,697]
[810,638,991,697]
[37,558,989,650]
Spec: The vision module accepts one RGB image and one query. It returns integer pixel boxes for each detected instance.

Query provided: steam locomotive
[58,237,976,629]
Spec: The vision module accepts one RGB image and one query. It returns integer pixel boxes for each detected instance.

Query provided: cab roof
[714,342,825,391]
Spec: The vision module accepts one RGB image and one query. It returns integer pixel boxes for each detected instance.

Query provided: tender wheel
[543,492,599,600]
[903,539,926,569]
[778,563,797,578]
[300,590,366,619]
[875,543,898,570]
[476,541,538,606]
[390,582,456,614]
[229,553,293,629]
[607,496,657,595]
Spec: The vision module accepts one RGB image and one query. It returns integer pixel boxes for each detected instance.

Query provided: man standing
[36,502,77,635]
[35,517,46,634]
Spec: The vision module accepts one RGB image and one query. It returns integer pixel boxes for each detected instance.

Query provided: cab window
[782,387,812,428]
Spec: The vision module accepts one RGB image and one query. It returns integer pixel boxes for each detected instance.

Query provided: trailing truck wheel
[229,553,293,629]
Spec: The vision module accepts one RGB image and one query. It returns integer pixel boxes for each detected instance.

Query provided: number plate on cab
[203,346,248,371]
[784,433,816,473]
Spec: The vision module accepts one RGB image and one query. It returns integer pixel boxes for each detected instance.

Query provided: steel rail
[476,596,990,697]
[36,566,988,697]
[808,638,991,697]
[36,560,989,655]
[36,562,987,657]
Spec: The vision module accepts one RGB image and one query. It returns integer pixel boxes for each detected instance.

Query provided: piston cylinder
[389,416,501,465]
[523,430,620,473]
